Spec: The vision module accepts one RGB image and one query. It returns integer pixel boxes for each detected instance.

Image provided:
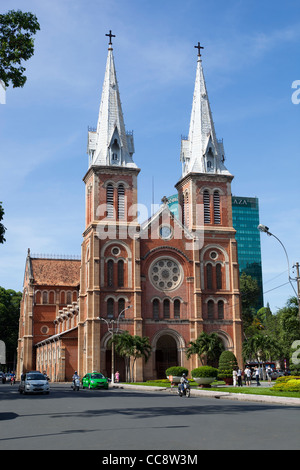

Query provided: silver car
[19,371,50,395]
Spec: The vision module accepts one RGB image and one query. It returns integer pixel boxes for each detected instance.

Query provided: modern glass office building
[231,196,263,308]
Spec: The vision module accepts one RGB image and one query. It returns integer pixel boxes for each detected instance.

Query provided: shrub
[191,366,218,378]
[290,364,300,376]
[275,376,299,384]
[272,378,300,392]
[165,366,188,377]
[218,351,238,379]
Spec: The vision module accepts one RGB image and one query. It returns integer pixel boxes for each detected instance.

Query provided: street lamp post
[258,224,300,317]
[98,305,132,384]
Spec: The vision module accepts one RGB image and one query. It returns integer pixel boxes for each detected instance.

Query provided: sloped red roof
[31,258,80,287]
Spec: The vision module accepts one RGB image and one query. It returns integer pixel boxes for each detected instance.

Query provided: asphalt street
[0,382,299,452]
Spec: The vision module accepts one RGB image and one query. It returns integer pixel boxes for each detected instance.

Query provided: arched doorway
[155,335,178,379]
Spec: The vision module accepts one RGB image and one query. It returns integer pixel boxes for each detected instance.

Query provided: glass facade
[232,196,263,308]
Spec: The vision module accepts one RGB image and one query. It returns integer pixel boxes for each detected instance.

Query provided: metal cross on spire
[194,42,204,57]
[106,30,116,45]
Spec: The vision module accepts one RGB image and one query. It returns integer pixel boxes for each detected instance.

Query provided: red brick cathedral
[17,37,243,381]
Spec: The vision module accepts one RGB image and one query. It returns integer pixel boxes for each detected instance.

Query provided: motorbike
[72,377,80,391]
[177,381,190,398]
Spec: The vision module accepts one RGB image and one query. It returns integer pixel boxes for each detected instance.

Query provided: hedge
[165,366,189,377]
[191,366,218,378]
[271,376,300,392]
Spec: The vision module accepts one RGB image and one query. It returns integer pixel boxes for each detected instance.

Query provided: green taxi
[82,372,109,390]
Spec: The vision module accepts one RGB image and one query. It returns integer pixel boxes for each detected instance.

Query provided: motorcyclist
[179,373,189,393]
[72,371,79,384]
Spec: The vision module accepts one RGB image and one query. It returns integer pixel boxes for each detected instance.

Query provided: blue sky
[0,0,299,313]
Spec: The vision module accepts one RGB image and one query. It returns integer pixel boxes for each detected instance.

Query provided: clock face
[159,225,172,240]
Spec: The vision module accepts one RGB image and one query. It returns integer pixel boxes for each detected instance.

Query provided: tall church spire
[180,44,231,177]
[87,32,137,168]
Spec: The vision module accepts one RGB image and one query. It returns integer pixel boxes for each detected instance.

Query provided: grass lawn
[209,386,300,398]
[129,379,300,399]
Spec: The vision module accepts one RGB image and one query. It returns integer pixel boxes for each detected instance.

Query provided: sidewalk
[112,383,300,407]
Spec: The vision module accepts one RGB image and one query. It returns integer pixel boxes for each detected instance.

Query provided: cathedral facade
[17,38,243,382]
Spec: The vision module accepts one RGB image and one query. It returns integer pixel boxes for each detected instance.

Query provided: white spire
[87,36,137,169]
[180,46,231,177]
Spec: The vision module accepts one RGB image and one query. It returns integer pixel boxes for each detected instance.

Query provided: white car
[270,370,285,380]
[19,371,50,395]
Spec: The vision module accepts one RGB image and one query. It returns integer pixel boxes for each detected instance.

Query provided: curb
[112,383,300,407]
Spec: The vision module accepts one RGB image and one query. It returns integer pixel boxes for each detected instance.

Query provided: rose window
[149,258,183,291]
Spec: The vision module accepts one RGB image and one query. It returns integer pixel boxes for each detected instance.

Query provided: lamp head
[258,224,270,233]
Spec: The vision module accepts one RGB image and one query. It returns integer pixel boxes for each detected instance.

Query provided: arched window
[107,260,114,287]
[42,291,48,304]
[111,138,120,162]
[216,263,222,289]
[207,300,214,319]
[213,190,221,224]
[206,263,213,290]
[181,194,185,226]
[66,291,72,304]
[174,299,181,318]
[107,298,114,318]
[117,260,124,287]
[163,299,170,318]
[184,192,189,227]
[153,299,159,320]
[203,190,211,224]
[118,298,125,317]
[49,291,55,304]
[35,291,41,304]
[117,184,125,219]
[106,183,114,219]
[218,300,224,319]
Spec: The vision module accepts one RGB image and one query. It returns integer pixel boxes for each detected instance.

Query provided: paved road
[0,383,299,452]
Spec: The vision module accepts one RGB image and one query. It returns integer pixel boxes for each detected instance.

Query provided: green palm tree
[242,333,280,363]
[110,331,133,382]
[186,332,224,366]
[130,335,152,382]
[110,331,152,382]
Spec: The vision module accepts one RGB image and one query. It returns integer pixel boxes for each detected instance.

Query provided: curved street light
[258,224,299,315]
[98,305,132,384]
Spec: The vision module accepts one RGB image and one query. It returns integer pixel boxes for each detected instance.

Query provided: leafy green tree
[186,332,224,366]
[0,287,22,369]
[240,272,261,333]
[0,202,6,243]
[242,297,300,368]
[0,9,40,88]
[276,297,300,366]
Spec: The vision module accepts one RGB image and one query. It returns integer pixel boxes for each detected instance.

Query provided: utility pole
[294,262,300,320]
